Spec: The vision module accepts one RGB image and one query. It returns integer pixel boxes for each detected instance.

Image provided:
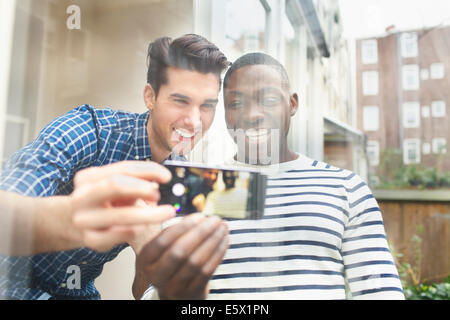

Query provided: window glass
[421,105,430,118]
[422,142,431,155]
[403,102,420,128]
[367,140,379,166]
[362,71,378,95]
[431,101,446,117]
[402,65,419,90]
[432,138,447,154]
[420,68,429,80]
[430,63,445,79]
[363,106,379,131]
[403,139,421,164]
[400,32,418,58]
[361,39,378,64]
[225,0,267,61]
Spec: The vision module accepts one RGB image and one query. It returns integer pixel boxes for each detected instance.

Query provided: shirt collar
[134,111,152,161]
[133,111,187,162]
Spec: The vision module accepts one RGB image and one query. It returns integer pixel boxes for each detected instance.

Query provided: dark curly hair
[147,34,230,97]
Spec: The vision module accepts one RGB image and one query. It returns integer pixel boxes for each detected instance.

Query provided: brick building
[356,25,450,184]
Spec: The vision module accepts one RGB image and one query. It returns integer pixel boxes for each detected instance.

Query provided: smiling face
[144,66,220,163]
[224,64,298,164]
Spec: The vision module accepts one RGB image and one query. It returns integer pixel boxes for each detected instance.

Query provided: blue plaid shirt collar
[134,111,186,162]
[134,111,152,161]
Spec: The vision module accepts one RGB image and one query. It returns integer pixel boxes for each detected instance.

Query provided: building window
[400,32,418,58]
[432,138,447,154]
[403,139,421,164]
[362,71,378,95]
[369,175,380,187]
[367,140,380,166]
[431,101,446,117]
[361,40,378,64]
[430,63,445,79]
[363,106,379,131]
[225,0,267,61]
[403,102,420,128]
[422,142,431,155]
[402,65,419,90]
[421,105,430,118]
[420,68,429,80]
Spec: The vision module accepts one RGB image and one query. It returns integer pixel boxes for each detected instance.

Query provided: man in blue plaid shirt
[0,34,230,300]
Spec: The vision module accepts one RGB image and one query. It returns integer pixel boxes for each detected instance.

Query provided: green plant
[404,276,450,300]
[390,225,424,287]
[374,148,450,189]
[390,225,450,300]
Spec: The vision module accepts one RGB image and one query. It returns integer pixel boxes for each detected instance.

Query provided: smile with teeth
[245,128,270,141]
[174,128,196,139]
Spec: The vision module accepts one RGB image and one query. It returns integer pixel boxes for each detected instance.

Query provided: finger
[138,213,206,265]
[83,225,142,252]
[170,222,228,293]
[74,175,161,208]
[73,205,175,229]
[186,232,230,296]
[74,161,172,187]
[149,216,223,288]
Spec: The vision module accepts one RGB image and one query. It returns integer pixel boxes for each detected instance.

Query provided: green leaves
[404,280,450,300]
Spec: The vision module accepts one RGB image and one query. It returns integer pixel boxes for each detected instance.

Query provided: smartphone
[158,161,267,219]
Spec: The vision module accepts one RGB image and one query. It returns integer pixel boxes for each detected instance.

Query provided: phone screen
[159,161,267,219]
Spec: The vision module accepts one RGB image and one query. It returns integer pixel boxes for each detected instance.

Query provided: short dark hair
[147,34,230,97]
[223,52,290,90]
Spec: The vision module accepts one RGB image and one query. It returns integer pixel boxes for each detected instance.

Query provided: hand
[70,161,175,252]
[135,213,229,300]
[192,193,206,212]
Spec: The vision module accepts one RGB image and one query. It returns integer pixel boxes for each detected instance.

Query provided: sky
[339,0,450,39]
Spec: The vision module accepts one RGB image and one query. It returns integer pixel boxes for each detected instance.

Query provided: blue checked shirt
[0,104,183,300]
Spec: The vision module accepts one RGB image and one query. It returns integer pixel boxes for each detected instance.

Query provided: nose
[242,103,264,128]
[183,106,202,132]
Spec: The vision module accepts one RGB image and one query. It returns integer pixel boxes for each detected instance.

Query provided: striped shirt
[205,154,405,299]
[142,154,404,300]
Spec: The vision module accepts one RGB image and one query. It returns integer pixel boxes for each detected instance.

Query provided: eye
[201,103,216,110]
[226,100,244,109]
[174,99,188,105]
[260,96,280,106]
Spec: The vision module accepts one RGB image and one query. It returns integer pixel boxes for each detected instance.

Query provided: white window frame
[432,138,447,154]
[0,0,17,165]
[403,102,420,128]
[421,105,430,118]
[400,32,418,58]
[367,140,380,166]
[420,68,429,80]
[362,71,379,96]
[422,142,431,155]
[430,63,445,79]
[402,65,419,91]
[403,139,421,164]
[431,100,446,117]
[2,114,30,164]
[363,106,379,131]
[361,39,378,64]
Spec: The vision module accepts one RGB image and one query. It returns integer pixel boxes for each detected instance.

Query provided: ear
[289,93,299,117]
[144,83,156,112]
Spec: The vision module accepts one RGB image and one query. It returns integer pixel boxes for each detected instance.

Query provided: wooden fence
[375,190,450,284]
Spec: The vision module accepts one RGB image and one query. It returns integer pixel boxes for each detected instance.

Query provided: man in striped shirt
[207,52,405,299]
